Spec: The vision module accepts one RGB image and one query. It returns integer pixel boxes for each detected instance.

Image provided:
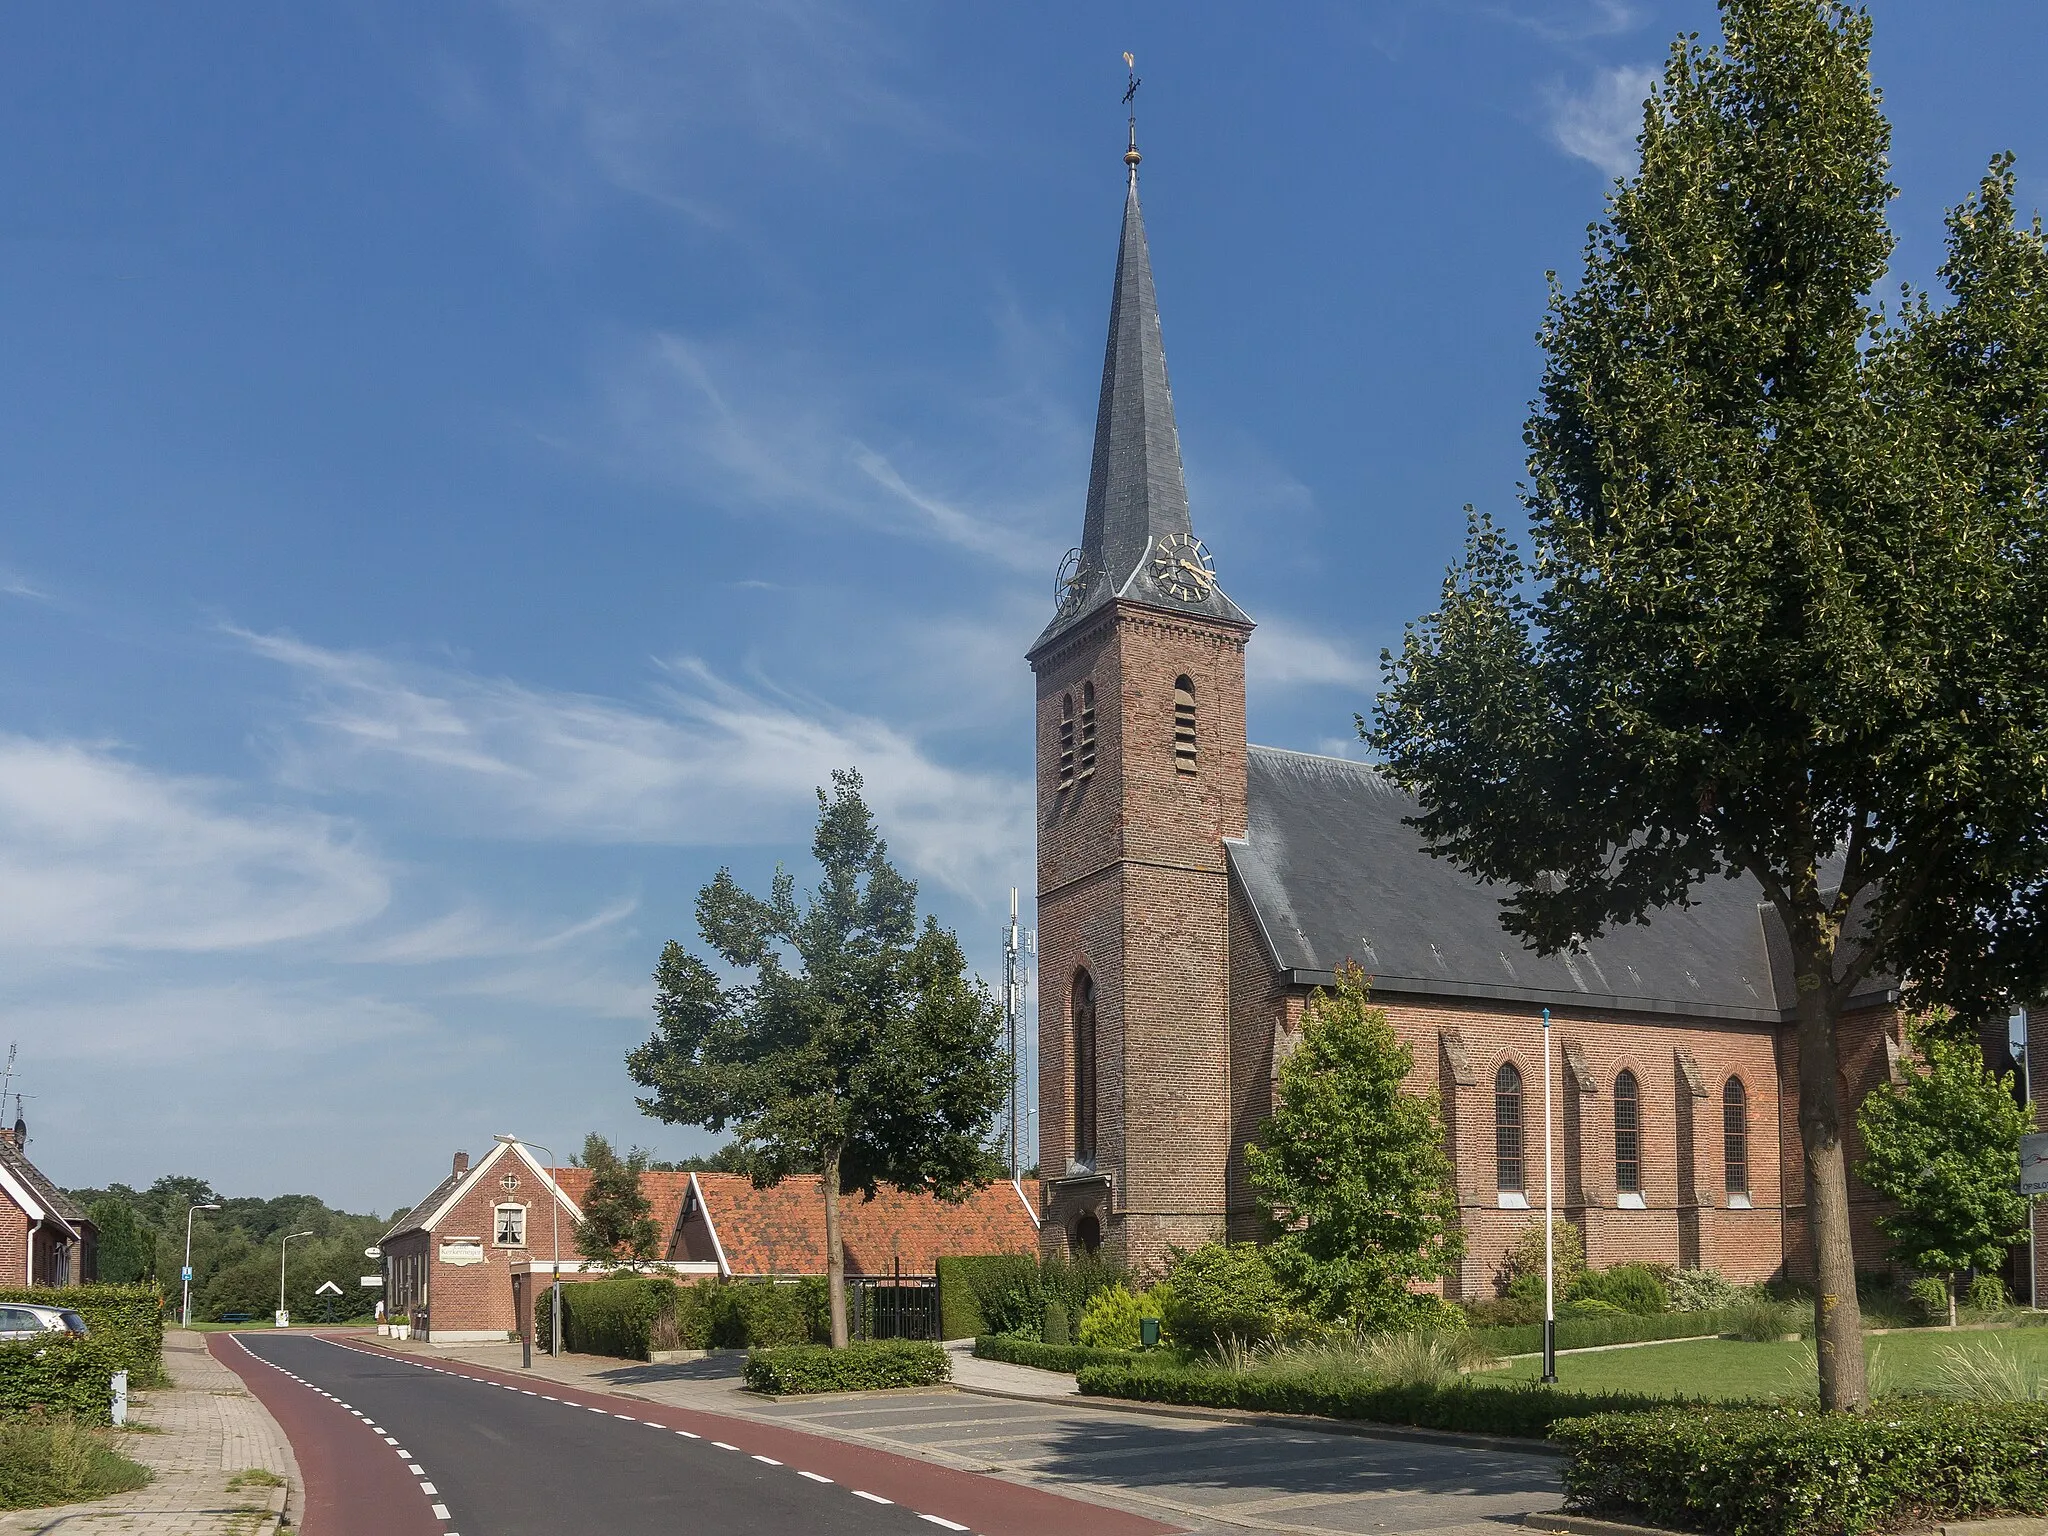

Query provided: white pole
[1542,1007,1556,1383]
[277,1231,312,1326]
[2023,1006,2037,1311]
[182,1204,220,1330]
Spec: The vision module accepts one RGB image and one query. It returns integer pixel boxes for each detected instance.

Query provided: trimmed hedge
[936,1255,1036,1340]
[1468,1306,1764,1358]
[974,1333,1138,1373]
[0,1336,131,1425]
[0,1286,164,1387]
[538,1276,832,1360]
[744,1341,950,1395]
[1076,1361,1667,1439]
[1555,1402,2048,1536]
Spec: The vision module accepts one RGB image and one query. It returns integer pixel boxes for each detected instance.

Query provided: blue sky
[3,2,2042,1214]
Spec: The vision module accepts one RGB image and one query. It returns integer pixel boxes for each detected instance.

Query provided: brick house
[669,1174,1038,1278]
[0,1132,95,1288]
[1030,140,1911,1293]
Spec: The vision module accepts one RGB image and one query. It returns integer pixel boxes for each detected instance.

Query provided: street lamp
[494,1135,561,1365]
[181,1204,221,1330]
[277,1231,314,1327]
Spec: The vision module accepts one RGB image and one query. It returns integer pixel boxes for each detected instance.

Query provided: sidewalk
[0,1331,300,1536]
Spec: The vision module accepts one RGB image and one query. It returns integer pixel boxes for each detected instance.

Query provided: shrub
[935,1255,1037,1340]
[1077,1284,1162,1351]
[1562,1297,1627,1320]
[1933,1339,2048,1401]
[1159,1244,1290,1347]
[974,1334,1136,1372]
[1461,1295,1539,1328]
[1554,1401,2048,1536]
[1039,1254,1132,1325]
[1572,1263,1670,1315]
[1077,1360,1662,1438]
[1497,1217,1586,1301]
[1725,1296,1803,1342]
[1469,1306,1755,1358]
[1970,1273,2009,1312]
[708,1279,827,1348]
[744,1340,948,1395]
[1668,1268,1743,1313]
[0,1287,165,1389]
[1043,1298,1071,1346]
[1909,1275,1951,1324]
[0,1336,132,1424]
[550,1276,671,1360]
[0,1416,150,1509]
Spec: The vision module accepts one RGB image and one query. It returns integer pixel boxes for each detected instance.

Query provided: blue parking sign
[181,1266,192,1281]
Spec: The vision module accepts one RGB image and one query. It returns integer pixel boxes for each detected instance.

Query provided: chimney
[452,1150,470,1177]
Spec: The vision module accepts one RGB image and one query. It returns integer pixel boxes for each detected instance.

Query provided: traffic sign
[181,1266,192,1282]
[360,1276,383,1287]
[313,1281,342,1297]
[2023,1132,2048,1195]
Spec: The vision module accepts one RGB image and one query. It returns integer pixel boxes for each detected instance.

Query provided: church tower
[1028,125,1253,1270]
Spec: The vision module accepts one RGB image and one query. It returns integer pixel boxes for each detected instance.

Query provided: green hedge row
[974,1334,1139,1373]
[1555,1403,2048,1536]
[537,1276,830,1359]
[1468,1305,1759,1358]
[936,1255,1037,1340]
[744,1341,950,1395]
[0,1337,131,1424]
[0,1286,165,1388]
[1075,1362,1668,1439]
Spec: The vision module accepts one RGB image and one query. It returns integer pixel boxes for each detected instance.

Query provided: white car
[0,1304,87,1342]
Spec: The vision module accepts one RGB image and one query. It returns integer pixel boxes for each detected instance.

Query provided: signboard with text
[2021,1132,2048,1195]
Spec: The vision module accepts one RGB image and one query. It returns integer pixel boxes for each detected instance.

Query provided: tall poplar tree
[1373,0,2048,1410]
[628,770,1008,1347]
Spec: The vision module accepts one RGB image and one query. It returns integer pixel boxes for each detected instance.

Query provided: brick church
[1029,133,1917,1297]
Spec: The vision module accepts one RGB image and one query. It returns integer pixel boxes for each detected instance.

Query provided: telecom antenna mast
[1002,891,1034,1182]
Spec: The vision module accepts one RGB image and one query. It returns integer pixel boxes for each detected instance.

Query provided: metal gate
[848,1276,938,1341]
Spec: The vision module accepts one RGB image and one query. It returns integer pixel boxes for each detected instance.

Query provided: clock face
[1054,547,1094,618]
[1150,532,1217,603]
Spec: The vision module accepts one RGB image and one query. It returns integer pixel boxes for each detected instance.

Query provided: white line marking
[677,1430,700,1439]
[432,1504,451,1520]
[920,1518,971,1531]
[420,1481,438,1495]
[854,1491,892,1504]
[712,1441,739,1451]
[798,1470,832,1483]
[408,1465,424,1475]
[752,1454,782,1465]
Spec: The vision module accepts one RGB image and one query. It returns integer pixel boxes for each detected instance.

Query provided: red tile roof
[544,1169,697,1256]
[678,1174,1038,1278]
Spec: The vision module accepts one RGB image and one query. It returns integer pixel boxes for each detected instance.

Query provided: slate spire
[1035,129,1249,651]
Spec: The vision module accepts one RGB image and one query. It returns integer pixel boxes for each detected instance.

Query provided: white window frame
[493,1203,528,1248]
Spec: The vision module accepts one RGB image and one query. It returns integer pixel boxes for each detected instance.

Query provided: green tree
[1857,1025,2030,1327]
[1371,0,2048,1410]
[85,1199,155,1285]
[628,769,1008,1347]
[572,1134,660,1270]
[1245,967,1463,1328]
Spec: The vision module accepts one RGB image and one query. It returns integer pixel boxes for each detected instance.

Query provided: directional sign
[363,1246,381,1260]
[313,1280,343,1297]
[2023,1133,2048,1195]
[360,1275,383,1287]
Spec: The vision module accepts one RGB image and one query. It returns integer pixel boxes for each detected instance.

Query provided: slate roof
[1229,745,1892,1024]
[1033,158,1250,654]
[673,1174,1039,1278]
[0,1139,85,1234]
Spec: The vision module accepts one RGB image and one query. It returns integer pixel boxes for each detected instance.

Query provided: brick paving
[0,1330,298,1536]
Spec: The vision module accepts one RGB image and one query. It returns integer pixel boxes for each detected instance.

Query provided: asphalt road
[221,1332,1172,1536]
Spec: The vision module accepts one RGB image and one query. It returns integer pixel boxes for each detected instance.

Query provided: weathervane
[1122,51,1142,169]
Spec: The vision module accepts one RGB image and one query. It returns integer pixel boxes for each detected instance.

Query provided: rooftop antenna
[1122,52,1142,172]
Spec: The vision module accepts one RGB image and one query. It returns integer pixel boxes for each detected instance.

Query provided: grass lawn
[1487,1325,2048,1401]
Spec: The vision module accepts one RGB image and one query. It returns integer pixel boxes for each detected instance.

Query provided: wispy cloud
[354,895,639,965]
[237,630,1030,897]
[1246,618,1376,691]
[1487,0,1642,44]
[1545,64,1659,180]
[0,566,49,602]
[0,736,389,955]
[12,981,430,1063]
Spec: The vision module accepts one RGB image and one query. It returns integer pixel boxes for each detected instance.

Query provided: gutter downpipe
[1542,1007,1556,1384]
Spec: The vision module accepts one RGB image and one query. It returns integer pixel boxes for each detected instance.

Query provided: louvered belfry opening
[1495,1062,1524,1192]
[1173,676,1197,773]
[1079,682,1097,779]
[1059,693,1075,788]
[1723,1077,1748,1194]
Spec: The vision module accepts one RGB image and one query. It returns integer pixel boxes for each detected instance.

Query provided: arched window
[1495,1063,1524,1192]
[1614,1070,1641,1194]
[1058,694,1075,788]
[1723,1078,1748,1195]
[1173,676,1197,773]
[1079,682,1097,779]
[1072,970,1097,1164]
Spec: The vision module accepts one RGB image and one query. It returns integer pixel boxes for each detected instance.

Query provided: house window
[1614,1070,1641,1195]
[1059,694,1075,789]
[1723,1078,1748,1196]
[495,1204,527,1248]
[1173,676,1197,773]
[1073,970,1097,1164]
[1079,682,1097,779]
[1495,1063,1524,1192]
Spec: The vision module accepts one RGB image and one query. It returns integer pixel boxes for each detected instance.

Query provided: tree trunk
[823,1145,848,1349]
[1792,954,1868,1411]
[1948,1275,1958,1330]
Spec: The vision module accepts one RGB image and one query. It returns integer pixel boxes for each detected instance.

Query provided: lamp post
[277,1231,314,1327]
[494,1135,561,1364]
[181,1203,221,1330]
[1542,1007,1557,1385]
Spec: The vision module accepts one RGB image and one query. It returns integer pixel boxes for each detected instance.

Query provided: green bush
[0,1416,150,1509]
[1571,1263,1670,1315]
[1498,1218,1587,1301]
[1909,1275,1951,1324]
[1159,1243,1290,1347]
[936,1255,1036,1339]
[974,1333,1137,1372]
[1077,1284,1162,1350]
[1077,1360,1663,1438]
[1468,1305,1758,1358]
[1668,1267,1744,1313]
[1562,1297,1628,1319]
[708,1279,826,1348]
[744,1340,948,1395]
[1969,1273,2009,1311]
[540,1276,828,1357]
[549,1277,671,1360]
[1043,1297,1071,1345]
[0,1287,165,1389]
[0,1337,132,1425]
[1724,1296,1804,1342]
[1461,1295,1541,1328]
[1555,1402,2048,1536]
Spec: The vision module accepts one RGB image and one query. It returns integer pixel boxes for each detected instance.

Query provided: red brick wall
[1032,600,1248,1274]
[412,1162,568,1337]
[0,1201,28,1290]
